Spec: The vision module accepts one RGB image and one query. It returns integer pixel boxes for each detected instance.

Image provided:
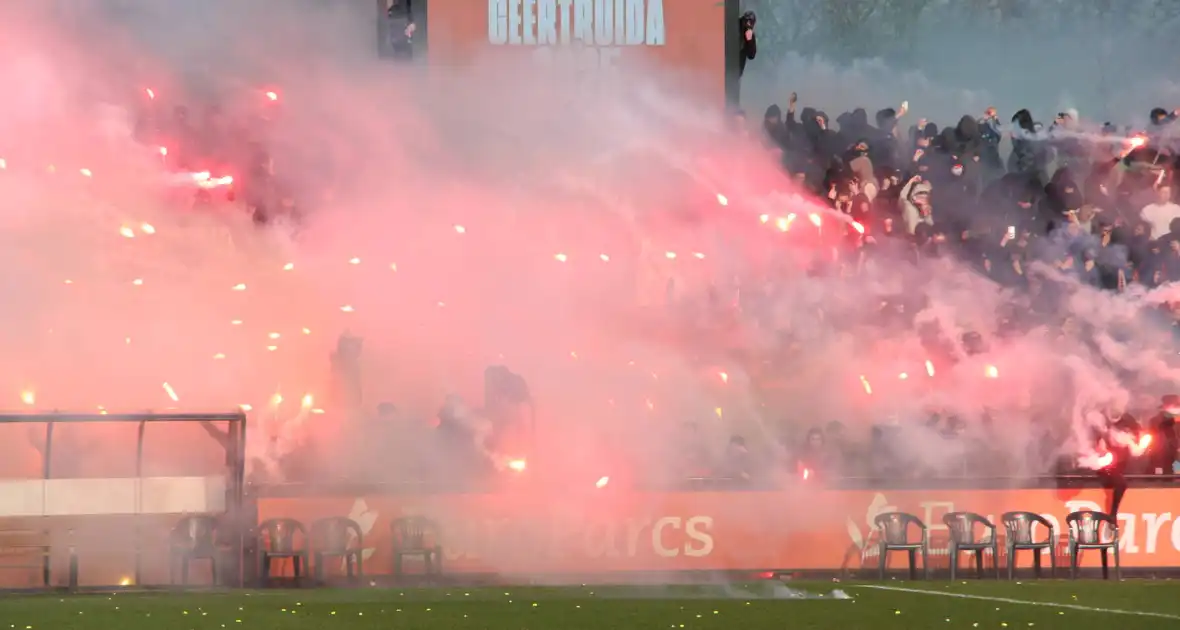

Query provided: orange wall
[259,486,1179,574]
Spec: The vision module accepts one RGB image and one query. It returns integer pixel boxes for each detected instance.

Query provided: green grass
[2,581,1180,629]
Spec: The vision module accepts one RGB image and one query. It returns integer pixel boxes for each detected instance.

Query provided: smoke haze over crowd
[1,0,1180,521]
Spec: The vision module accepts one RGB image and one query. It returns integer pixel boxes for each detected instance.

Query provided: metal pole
[134,420,146,586]
[43,422,54,479]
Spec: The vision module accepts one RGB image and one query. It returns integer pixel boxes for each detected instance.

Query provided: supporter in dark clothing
[800,109,840,167]
[738,12,757,77]
[979,107,1004,177]
[872,108,901,171]
[1147,395,1180,474]
[1152,235,1180,285]
[794,428,841,479]
[1008,109,1052,182]
[762,105,788,152]
[1096,413,1140,516]
[719,435,757,482]
[384,0,416,60]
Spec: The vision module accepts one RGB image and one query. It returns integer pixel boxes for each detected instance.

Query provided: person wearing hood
[871,108,901,171]
[1007,109,1053,183]
[1041,167,1085,231]
[836,108,874,150]
[738,11,757,78]
[762,104,788,152]
[801,108,840,167]
[1148,107,1179,148]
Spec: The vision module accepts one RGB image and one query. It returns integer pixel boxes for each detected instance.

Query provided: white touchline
[852,584,1180,620]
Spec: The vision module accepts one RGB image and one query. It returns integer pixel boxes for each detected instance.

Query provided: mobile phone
[1006,226,1016,239]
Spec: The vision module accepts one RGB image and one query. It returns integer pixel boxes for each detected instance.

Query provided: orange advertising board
[426,0,726,99]
[259,486,1180,575]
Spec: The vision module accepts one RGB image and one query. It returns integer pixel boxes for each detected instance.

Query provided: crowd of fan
[751,94,1180,292]
[733,94,1180,483]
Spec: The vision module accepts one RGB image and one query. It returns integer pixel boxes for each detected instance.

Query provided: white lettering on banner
[919,501,954,533]
[684,516,715,557]
[436,514,714,562]
[652,516,715,558]
[1118,513,1140,553]
[652,516,680,557]
[1143,512,1171,554]
[487,0,665,76]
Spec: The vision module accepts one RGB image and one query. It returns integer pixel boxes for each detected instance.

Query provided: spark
[665,251,677,259]
[899,372,908,380]
[239,404,253,412]
[390,263,398,272]
[20,390,34,406]
[0,158,6,169]
[1130,433,1153,457]
[266,345,278,351]
[119,226,135,238]
[596,476,610,488]
[802,468,811,480]
[231,283,247,291]
[340,305,355,312]
[302,328,311,335]
[693,252,706,259]
[554,253,568,262]
[145,88,155,100]
[599,254,610,262]
[79,168,92,178]
[349,257,361,265]
[508,459,527,472]
[985,365,1000,379]
[271,394,283,406]
[265,91,279,101]
[851,221,865,234]
[714,407,723,418]
[131,278,143,286]
[213,353,226,360]
[158,146,167,156]
[453,224,466,234]
[719,371,729,384]
[162,382,179,402]
[140,223,155,235]
[283,262,294,271]
[716,194,729,206]
[759,214,770,224]
[859,375,873,395]
[231,319,243,325]
[925,360,935,377]
[119,577,133,587]
[808,213,822,227]
[267,332,281,339]
[301,394,314,408]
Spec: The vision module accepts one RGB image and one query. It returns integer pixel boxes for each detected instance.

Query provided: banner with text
[258,487,1180,574]
[425,0,725,99]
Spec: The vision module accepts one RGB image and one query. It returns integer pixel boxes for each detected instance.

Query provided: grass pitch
[2,580,1179,629]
